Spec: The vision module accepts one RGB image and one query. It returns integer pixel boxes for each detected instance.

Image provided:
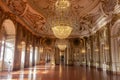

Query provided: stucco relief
[28,0,95,17]
[26,0,102,37]
[22,8,45,33]
[7,0,26,15]
[102,0,117,15]
[1,0,117,38]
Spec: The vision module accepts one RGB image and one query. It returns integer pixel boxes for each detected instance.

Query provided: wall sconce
[81,49,86,54]
[95,49,99,52]
[39,47,43,53]
[104,46,109,50]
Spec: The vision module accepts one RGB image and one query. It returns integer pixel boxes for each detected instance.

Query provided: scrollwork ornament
[8,0,26,15]
[101,0,117,15]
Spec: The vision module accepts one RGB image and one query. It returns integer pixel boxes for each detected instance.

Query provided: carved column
[90,36,94,67]
[24,42,30,68]
[37,46,40,65]
[64,48,67,65]
[84,38,88,66]
[13,23,22,70]
[36,39,40,65]
[107,24,112,71]
[32,36,35,66]
[55,47,60,65]
[66,45,73,65]
[98,31,101,69]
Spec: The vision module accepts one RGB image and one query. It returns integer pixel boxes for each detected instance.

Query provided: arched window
[0,19,16,71]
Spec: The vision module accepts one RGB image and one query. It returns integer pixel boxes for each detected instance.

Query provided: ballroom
[0,0,120,80]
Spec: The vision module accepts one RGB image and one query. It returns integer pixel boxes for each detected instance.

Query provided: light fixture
[52,25,72,39]
[55,0,70,9]
[104,46,109,50]
[56,39,68,51]
[52,0,72,39]
[39,47,43,53]
[81,49,86,53]
[95,49,99,52]
[57,44,67,51]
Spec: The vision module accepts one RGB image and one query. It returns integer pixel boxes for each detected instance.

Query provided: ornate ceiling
[1,0,120,38]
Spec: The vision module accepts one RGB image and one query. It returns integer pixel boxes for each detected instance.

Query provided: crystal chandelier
[52,0,72,39]
[57,44,67,51]
[56,39,68,51]
[55,0,70,9]
[52,25,72,39]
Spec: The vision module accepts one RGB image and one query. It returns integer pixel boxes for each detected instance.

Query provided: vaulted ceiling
[1,0,119,38]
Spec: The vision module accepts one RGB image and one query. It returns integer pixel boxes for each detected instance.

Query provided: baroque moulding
[2,12,17,25]
[91,3,112,34]
[73,3,103,37]
[22,7,45,33]
[7,0,27,15]
[4,0,46,36]
[101,0,117,15]
[28,0,101,18]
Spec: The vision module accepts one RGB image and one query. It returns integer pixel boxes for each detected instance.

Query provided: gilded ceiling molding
[113,0,120,14]
[0,0,39,36]
[28,0,100,17]
[77,3,110,37]
[3,12,16,22]
[2,0,46,37]
[26,0,102,38]
[1,0,119,39]
[22,7,45,34]
[7,0,27,15]
[89,0,119,36]
[101,0,117,15]
[79,0,101,17]
[91,3,112,34]
[0,12,17,34]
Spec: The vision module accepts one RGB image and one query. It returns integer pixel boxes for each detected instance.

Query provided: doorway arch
[0,19,16,71]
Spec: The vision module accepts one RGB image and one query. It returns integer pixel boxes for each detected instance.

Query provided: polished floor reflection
[0,64,120,80]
